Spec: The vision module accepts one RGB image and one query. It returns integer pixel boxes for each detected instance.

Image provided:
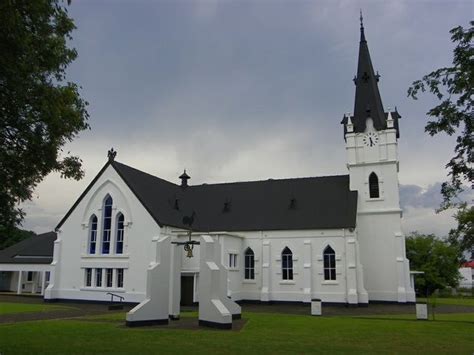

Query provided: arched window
[89,215,98,254]
[244,248,255,280]
[282,247,293,280]
[323,246,336,281]
[369,172,380,198]
[102,195,113,254]
[116,213,124,254]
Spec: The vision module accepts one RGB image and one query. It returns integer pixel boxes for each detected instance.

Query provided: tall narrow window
[89,215,98,254]
[116,213,124,254]
[244,248,255,280]
[369,172,380,198]
[323,246,336,281]
[85,268,92,287]
[102,195,113,254]
[282,247,293,280]
[117,268,124,288]
[106,268,113,288]
[96,268,102,287]
[228,253,237,268]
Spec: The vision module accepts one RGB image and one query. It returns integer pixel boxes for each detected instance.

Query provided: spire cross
[360,10,363,29]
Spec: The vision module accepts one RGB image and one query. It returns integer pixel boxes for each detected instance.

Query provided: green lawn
[418,297,474,307]
[0,311,473,354]
[0,302,73,315]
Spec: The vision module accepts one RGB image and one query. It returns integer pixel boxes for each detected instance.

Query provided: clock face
[362,132,379,147]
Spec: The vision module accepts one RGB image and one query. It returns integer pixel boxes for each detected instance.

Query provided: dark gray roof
[0,232,56,264]
[112,162,358,231]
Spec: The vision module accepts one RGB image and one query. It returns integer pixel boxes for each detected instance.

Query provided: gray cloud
[17,1,473,238]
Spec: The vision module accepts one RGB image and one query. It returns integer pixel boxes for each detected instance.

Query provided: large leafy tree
[0,0,89,238]
[408,21,473,206]
[406,233,461,295]
[407,21,473,255]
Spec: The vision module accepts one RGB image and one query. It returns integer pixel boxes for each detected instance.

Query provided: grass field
[0,308,473,354]
[0,302,73,315]
[418,297,474,307]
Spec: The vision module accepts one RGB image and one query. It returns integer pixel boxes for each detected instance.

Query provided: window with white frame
[89,215,98,254]
[228,253,237,268]
[244,248,255,280]
[106,268,113,287]
[116,213,124,254]
[102,195,113,254]
[369,172,380,198]
[117,268,124,288]
[27,271,33,282]
[323,246,336,280]
[96,268,102,287]
[282,247,293,280]
[85,268,92,287]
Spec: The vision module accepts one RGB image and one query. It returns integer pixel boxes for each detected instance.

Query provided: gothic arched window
[102,195,113,254]
[369,172,380,198]
[116,213,124,254]
[282,247,293,280]
[89,215,98,254]
[323,246,336,281]
[244,247,255,280]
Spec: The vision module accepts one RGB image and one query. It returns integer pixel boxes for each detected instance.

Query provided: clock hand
[369,137,374,146]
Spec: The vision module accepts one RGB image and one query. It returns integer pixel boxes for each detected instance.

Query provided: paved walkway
[1,294,473,325]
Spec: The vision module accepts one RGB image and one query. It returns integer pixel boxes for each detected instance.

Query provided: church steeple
[351,12,386,133]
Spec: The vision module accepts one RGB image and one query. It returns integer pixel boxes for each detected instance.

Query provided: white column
[302,240,312,303]
[41,271,47,295]
[17,271,23,294]
[395,232,407,303]
[260,240,271,302]
[169,241,182,319]
[32,272,38,294]
[345,238,358,304]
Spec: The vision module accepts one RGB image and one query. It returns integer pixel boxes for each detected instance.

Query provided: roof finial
[359,9,366,42]
[107,148,117,162]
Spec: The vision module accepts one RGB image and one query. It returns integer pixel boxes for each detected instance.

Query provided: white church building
[2,21,416,307]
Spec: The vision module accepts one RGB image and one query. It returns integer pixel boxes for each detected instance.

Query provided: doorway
[181,275,194,306]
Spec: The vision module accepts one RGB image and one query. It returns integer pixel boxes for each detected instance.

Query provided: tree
[448,203,474,260]
[407,21,473,210]
[0,227,35,250]
[406,232,462,295]
[0,0,89,238]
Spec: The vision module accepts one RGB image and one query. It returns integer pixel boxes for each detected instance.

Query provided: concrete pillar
[198,235,241,329]
[31,272,38,294]
[126,236,171,326]
[41,271,47,296]
[302,240,312,303]
[395,232,407,302]
[17,271,22,294]
[260,240,271,302]
[345,238,358,304]
[169,241,182,319]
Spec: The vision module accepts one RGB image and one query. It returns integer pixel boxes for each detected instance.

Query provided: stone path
[1,294,473,325]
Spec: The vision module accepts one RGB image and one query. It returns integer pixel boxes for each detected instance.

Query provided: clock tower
[341,14,415,303]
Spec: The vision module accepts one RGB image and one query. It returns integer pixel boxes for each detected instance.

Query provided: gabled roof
[56,160,358,232]
[0,232,56,264]
[113,161,358,231]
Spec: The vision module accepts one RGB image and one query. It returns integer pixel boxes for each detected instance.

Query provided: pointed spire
[351,14,386,133]
[360,10,366,43]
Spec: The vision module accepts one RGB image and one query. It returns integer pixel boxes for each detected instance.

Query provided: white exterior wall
[459,267,473,289]
[211,229,367,304]
[345,117,415,302]
[45,165,162,303]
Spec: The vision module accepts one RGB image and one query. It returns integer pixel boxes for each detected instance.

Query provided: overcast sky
[21,0,473,237]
